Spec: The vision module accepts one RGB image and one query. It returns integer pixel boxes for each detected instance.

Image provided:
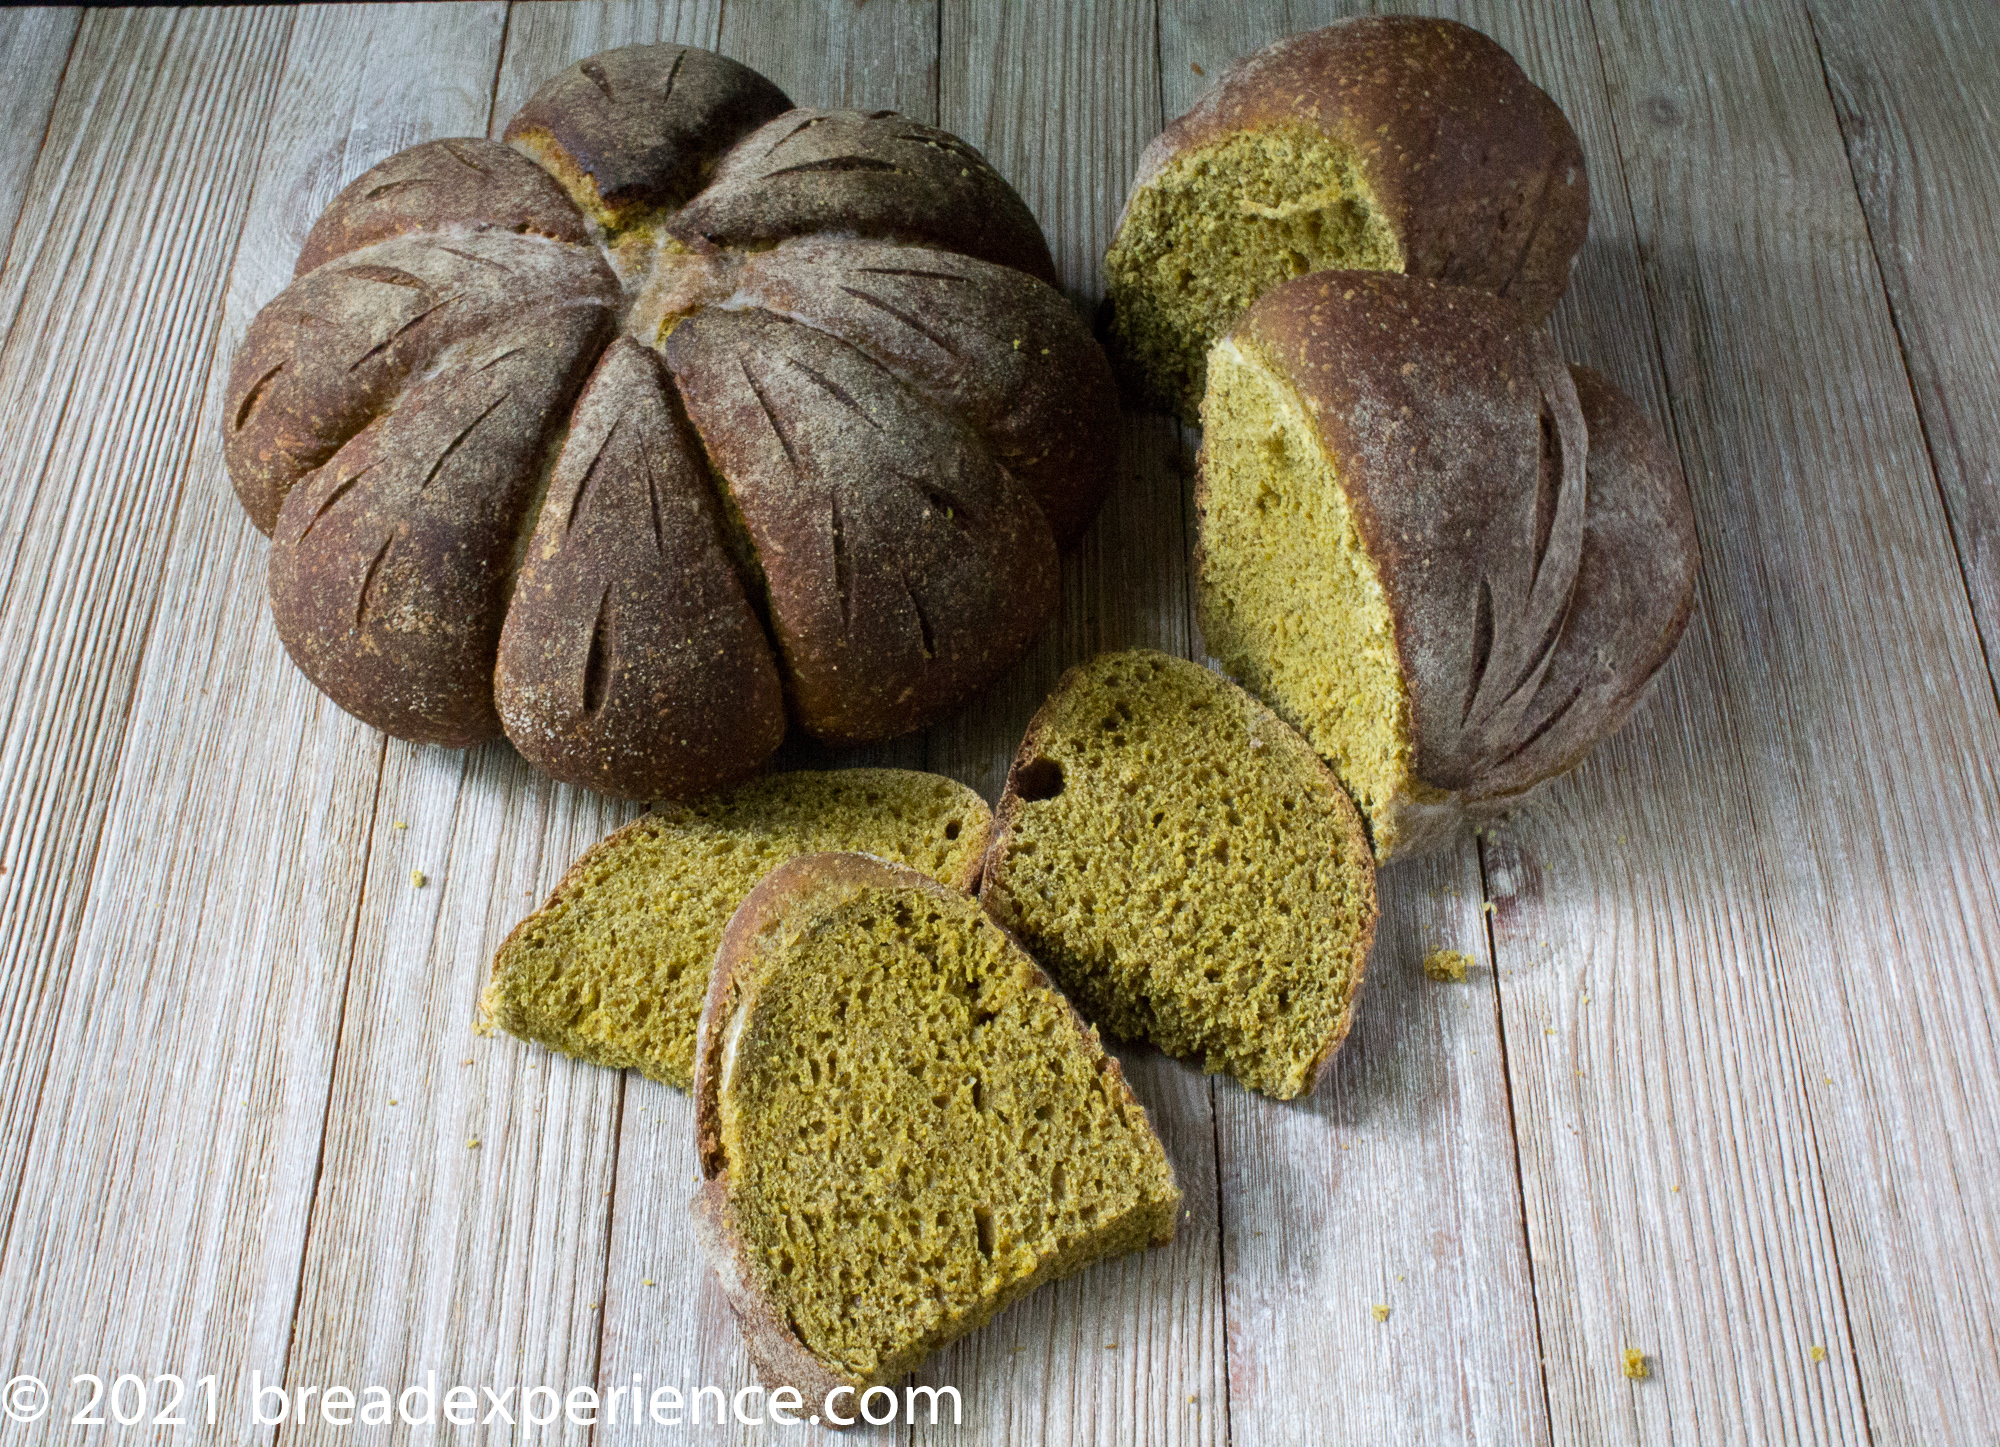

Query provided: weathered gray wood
[1812,0,2000,702]
[0,0,300,1410]
[0,8,77,295]
[1536,0,2000,1441]
[1156,5,1551,1443]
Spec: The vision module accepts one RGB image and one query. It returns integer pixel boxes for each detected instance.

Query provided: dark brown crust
[665,307,1059,743]
[494,337,786,796]
[264,237,617,747]
[691,852,1177,1404]
[502,44,792,224]
[669,110,1058,286]
[1206,272,1696,833]
[979,649,1379,1098]
[294,139,590,277]
[225,233,614,535]
[1469,365,1698,797]
[225,44,1110,795]
[711,238,1117,548]
[1122,15,1588,320]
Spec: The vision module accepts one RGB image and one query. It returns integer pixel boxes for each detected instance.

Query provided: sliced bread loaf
[693,853,1181,1402]
[483,769,990,1089]
[1196,272,1698,859]
[1105,16,1588,419]
[980,650,1378,1100]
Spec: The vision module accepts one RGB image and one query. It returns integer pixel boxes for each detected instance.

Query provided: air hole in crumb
[944,819,962,840]
[1015,757,1065,802]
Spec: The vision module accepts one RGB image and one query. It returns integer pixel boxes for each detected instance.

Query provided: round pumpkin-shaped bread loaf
[223,44,1119,799]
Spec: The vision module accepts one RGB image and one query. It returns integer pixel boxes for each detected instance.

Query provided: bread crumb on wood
[466,1137,482,1150]
[1192,62,1205,75]
[1623,1348,1649,1380]
[411,869,427,888]
[1481,900,1496,914]
[1423,949,1470,982]
[1810,1344,1826,1363]
[393,820,408,830]
[1371,1304,1390,1323]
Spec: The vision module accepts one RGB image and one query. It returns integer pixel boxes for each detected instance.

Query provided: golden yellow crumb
[466,1137,481,1149]
[410,869,427,888]
[1423,949,1470,982]
[1810,1345,1826,1363]
[394,820,408,830]
[1623,1348,1649,1380]
[1481,900,1497,914]
[641,1278,656,1287]
[1191,61,1205,75]
[1371,1304,1390,1323]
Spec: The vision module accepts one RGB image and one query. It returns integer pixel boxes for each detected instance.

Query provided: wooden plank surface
[1812,0,2000,697]
[0,0,306,1419]
[0,9,77,294]
[1549,1,2000,1442]
[0,2,1993,1443]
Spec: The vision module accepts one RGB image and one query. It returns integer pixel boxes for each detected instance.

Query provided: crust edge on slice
[692,853,1180,1406]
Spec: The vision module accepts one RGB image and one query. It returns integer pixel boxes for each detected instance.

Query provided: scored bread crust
[1197,271,1698,853]
[691,852,1177,1406]
[980,650,1380,1096]
[1119,15,1588,323]
[223,43,1119,796]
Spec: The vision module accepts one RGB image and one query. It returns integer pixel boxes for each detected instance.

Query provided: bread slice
[1196,272,1698,859]
[980,650,1378,1100]
[483,770,991,1089]
[693,853,1181,1403]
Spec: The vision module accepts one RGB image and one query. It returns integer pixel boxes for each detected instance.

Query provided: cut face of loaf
[1104,15,1588,419]
[223,45,1120,799]
[1196,272,1699,860]
[692,853,1181,1402]
[981,651,1379,1099]
[483,769,992,1089]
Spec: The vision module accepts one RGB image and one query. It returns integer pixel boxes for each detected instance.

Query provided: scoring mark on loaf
[835,285,962,359]
[582,584,614,718]
[355,535,393,628]
[784,356,881,430]
[298,463,372,542]
[737,356,802,473]
[418,394,508,492]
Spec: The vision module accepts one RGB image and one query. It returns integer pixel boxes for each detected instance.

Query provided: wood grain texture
[0,8,77,296]
[0,2,301,1411]
[1543,0,2000,1441]
[1159,7,1552,1444]
[1811,0,2000,703]
[1424,2,1874,1443]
